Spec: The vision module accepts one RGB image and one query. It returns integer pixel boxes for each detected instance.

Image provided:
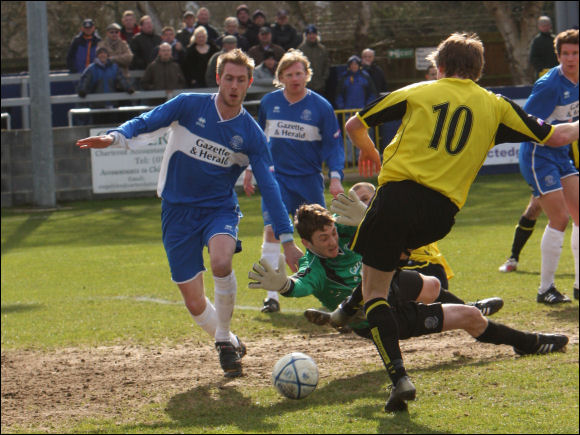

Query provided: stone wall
[1,126,155,207]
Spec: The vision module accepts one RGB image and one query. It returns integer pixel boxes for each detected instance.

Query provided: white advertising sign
[415,47,437,71]
[89,127,166,194]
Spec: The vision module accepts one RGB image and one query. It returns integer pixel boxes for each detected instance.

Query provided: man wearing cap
[205,35,238,87]
[271,9,301,51]
[176,11,196,48]
[67,18,101,73]
[298,25,330,97]
[98,23,133,77]
[194,7,220,45]
[245,9,269,48]
[335,55,377,163]
[248,26,285,66]
[253,49,278,86]
[216,16,249,52]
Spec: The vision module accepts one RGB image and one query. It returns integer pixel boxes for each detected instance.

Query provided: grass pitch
[1,173,579,434]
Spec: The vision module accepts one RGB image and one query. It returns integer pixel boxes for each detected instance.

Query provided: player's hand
[358,148,381,177]
[329,178,344,198]
[76,134,114,149]
[248,254,291,292]
[330,189,367,226]
[281,241,303,273]
[243,169,255,196]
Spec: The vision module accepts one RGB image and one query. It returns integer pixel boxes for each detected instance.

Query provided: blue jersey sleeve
[246,122,294,237]
[523,76,559,120]
[320,101,345,178]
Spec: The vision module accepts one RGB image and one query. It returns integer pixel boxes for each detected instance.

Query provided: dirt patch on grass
[2,326,578,432]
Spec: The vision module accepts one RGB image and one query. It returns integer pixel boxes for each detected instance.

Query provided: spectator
[271,9,301,51]
[529,16,559,78]
[183,26,219,87]
[129,15,162,70]
[298,25,330,97]
[253,49,277,87]
[176,11,196,48]
[153,26,185,65]
[141,43,186,91]
[424,64,438,80]
[120,10,140,43]
[361,48,387,94]
[216,16,249,52]
[194,7,220,45]
[98,23,133,77]
[205,35,238,87]
[77,46,134,124]
[236,4,256,42]
[248,27,285,66]
[335,55,377,163]
[245,9,268,48]
[66,18,101,74]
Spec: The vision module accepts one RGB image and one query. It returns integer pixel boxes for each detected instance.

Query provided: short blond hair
[273,49,313,88]
[217,48,255,79]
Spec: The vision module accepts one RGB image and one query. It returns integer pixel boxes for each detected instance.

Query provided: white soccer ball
[271,352,319,399]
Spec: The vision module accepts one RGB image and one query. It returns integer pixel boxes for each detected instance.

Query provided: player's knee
[210,258,233,277]
[419,276,440,303]
[464,305,486,334]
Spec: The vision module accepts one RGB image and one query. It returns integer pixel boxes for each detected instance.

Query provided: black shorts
[388,269,424,304]
[351,180,459,271]
[404,262,448,290]
[352,301,444,341]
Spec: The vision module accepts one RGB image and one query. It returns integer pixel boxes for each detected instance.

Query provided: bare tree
[354,1,371,52]
[483,1,544,85]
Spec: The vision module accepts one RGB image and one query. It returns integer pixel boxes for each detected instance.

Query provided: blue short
[161,201,241,283]
[262,172,325,226]
[519,143,578,197]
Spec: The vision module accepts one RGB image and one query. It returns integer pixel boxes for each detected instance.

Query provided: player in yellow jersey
[342,32,580,413]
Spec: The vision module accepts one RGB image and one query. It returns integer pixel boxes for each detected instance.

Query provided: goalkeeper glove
[330,189,367,227]
[248,254,292,293]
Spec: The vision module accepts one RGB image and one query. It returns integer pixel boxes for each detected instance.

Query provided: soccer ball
[271,352,319,399]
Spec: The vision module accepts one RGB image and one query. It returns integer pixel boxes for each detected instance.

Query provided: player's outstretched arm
[248,254,292,292]
[330,189,367,227]
[545,121,579,148]
[76,134,115,149]
[345,116,381,177]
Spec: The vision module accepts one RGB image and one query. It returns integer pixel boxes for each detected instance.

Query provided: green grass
[2,173,579,434]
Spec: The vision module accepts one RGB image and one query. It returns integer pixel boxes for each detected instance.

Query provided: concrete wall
[1,126,155,207]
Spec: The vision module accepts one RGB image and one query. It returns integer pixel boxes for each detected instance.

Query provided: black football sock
[511,216,536,261]
[476,320,536,351]
[364,298,407,386]
[435,288,465,304]
[341,284,363,316]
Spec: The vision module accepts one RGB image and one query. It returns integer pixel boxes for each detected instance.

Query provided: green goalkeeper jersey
[281,223,362,311]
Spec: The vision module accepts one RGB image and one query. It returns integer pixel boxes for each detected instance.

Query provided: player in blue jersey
[76,49,303,378]
[516,29,578,304]
[243,49,346,313]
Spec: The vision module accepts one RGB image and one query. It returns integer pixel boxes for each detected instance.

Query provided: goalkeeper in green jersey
[249,185,569,412]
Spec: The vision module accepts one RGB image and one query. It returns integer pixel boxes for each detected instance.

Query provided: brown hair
[554,29,579,56]
[294,204,335,242]
[274,49,313,88]
[216,48,255,79]
[427,32,484,81]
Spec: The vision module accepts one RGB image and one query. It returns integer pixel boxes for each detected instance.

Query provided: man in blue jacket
[66,18,101,74]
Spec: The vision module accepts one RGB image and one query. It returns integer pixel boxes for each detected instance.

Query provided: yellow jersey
[357,78,554,209]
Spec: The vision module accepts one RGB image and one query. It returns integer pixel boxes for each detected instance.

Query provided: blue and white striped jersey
[258,89,345,179]
[522,65,579,158]
[109,93,294,237]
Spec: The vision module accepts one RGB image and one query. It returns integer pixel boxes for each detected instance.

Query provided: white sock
[572,224,579,289]
[262,241,281,302]
[539,225,565,293]
[192,297,217,338]
[213,272,238,344]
